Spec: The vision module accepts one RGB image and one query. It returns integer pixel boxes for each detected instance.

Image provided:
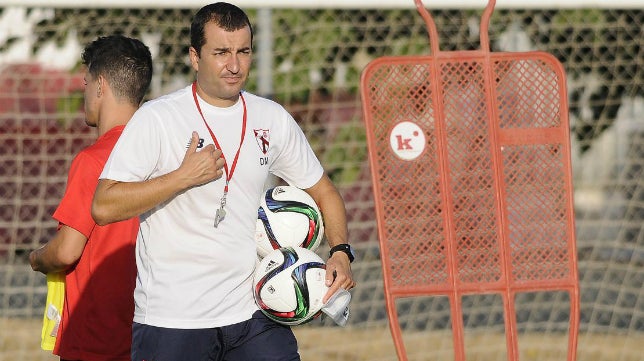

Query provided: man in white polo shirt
[91,3,355,360]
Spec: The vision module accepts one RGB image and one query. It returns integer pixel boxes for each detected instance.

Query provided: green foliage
[551,9,605,24]
[322,119,368,185]
[55,91,84,126]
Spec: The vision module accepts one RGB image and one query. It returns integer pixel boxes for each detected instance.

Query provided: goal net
[0,3,641,361]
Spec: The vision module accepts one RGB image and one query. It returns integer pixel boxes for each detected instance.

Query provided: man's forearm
[93,134,226,225]
[30,226,86,274]
[305,174,349,248]
[29,246,63,274]
[92,171,188,225]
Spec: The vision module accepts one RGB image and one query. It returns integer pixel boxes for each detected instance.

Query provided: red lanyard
[191,81,247,195]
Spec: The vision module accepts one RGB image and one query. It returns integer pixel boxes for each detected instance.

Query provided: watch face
[346,246,355,258]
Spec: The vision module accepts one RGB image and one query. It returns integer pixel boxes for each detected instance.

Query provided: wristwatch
[329,244,355,263]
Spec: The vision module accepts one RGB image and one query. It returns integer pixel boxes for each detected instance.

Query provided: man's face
[190,21,252,107]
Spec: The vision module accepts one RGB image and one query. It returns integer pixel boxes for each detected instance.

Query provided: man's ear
[189,47,200,72]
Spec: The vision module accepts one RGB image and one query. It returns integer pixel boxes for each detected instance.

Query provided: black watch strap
[329,244,355,263]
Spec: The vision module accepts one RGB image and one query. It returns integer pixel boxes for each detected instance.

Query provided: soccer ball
[253,246,328,326]
[255,186,324,259]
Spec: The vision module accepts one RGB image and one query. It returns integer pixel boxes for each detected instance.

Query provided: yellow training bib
[40,272,65,351]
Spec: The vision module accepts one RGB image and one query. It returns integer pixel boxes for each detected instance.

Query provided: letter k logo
[389,121,426,160]
[395,135,413,150]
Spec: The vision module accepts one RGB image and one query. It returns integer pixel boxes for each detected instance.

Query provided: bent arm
[30,225,87,274]
[92,131,225,225]
[92,172,187,225]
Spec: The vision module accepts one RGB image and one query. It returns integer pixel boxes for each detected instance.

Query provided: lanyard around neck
[191,81,247,194]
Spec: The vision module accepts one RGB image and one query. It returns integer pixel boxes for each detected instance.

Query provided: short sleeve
[269,113,324,189]
[52,151,100,238]
[100,106,162,182]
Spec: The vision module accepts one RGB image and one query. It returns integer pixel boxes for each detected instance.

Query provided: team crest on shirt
[254,129,270,154]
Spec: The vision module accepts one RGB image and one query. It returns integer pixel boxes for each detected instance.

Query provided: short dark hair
[82,35,153,105]
[190,2,253,56]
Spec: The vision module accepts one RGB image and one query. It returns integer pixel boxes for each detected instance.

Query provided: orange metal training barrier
[360,0,580,360]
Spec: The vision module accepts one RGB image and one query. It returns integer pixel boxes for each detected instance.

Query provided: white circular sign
[389,121,426,160]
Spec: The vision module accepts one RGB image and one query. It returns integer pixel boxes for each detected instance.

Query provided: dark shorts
[131,311,300,361]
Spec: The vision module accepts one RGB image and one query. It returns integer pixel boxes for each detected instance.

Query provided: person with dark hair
[29,34,153,361]
[91,3,355,360]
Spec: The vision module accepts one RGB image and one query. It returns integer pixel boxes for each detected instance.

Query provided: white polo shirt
[101,85,324,329]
